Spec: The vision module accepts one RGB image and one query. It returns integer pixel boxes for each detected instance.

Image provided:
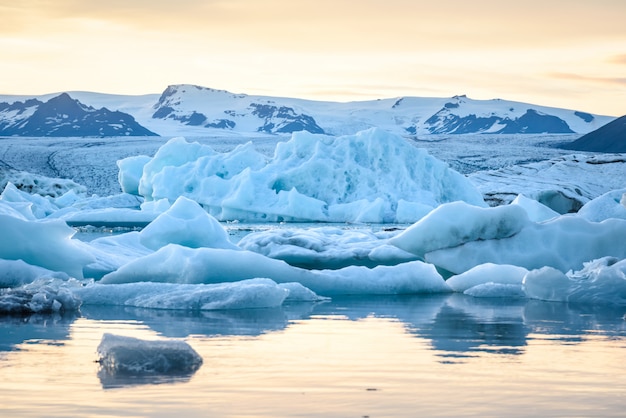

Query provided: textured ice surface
[238,226,417,269]
[76,278,289,310]
[0,278,82,314]
[97,333,203,375]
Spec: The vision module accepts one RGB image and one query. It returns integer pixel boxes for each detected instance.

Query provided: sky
[1,0,625,116]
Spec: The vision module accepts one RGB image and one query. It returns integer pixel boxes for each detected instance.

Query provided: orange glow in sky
[1,0,625,115]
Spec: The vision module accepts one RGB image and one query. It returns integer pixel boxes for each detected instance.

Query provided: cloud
[548,72,626,87]
[608,54,626,65]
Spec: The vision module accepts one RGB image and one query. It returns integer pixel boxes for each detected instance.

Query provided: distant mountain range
[0,84,615,137]
[0,93,157,137]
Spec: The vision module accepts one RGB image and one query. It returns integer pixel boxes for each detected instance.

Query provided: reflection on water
[1,294,625,417]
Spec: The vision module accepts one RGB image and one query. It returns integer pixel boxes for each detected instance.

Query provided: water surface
[1,294,625,417]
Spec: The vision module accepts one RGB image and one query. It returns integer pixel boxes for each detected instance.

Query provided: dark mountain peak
[0,93,157,137]
[564,114,626,153]
[37,93,93,116]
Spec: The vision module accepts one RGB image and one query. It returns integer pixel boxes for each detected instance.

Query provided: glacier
[0,128,625,311]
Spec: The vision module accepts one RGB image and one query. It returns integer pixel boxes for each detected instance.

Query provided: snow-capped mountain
[143,85,613,137]
[0,93,157,137]
[0,84,614,137]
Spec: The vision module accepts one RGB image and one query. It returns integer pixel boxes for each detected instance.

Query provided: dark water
[1,294,625,417]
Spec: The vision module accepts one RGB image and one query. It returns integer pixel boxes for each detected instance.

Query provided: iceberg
[446,263,529,293]
[121,128,485,223]
[99,244,449,296]
[523,257,626,306]
[238,226,417,269]
[423,216,626,275]
[390,201,531,259]
[76,278,289,311]
[0,201,95,279]
[0,278,82,314]
[138,196,238,251]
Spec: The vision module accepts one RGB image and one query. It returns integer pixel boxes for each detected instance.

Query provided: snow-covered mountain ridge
[0,84,615,137]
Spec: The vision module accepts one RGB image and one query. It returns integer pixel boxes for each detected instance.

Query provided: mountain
[562,114,626,153]
[144,85,613,137]
[0,93,157,137]
[0,85,614,137]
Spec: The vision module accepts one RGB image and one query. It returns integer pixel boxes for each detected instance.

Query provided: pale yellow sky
[1,0,625,115]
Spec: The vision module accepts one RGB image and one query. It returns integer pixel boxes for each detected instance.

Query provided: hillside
[563,114,626,153]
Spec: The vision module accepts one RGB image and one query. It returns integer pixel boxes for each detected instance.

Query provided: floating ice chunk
[50,194,162,227]
[76,278,288,310]
[0,259,70,288]
[238,226,416,269]
[279,282,329,302]
[510,194,559,222]
[99,244,449,296]
[124,129,485,223]
[97,333,203,375]
[390,201,530,258]
[139,196,237,251]
[425,217,626,275]
[523,257,626,305]
[446,263,528,292]
[0,278,82,314]
[577,188,626,222]
[99,244,306,285]
[54,207,159,227]
[67,193,143,211]
[1,182,59,218]
[312,261,451,296]
[0,211,95,279]
[464,283,526,298]
[117,155,152,195]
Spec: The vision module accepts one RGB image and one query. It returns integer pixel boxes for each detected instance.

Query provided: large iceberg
[120,128,485,223]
